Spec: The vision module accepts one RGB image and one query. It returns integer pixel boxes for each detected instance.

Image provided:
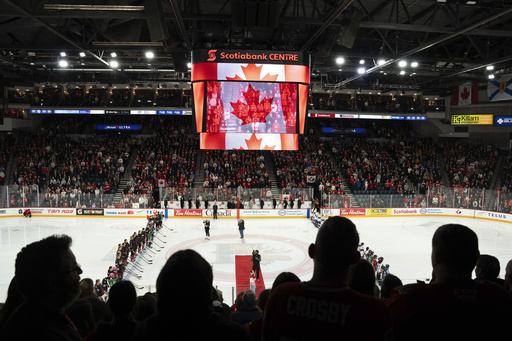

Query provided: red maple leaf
[460,87,470,100]
[235,133,276,150]
[230,84,274,125]
[226,64,279,82]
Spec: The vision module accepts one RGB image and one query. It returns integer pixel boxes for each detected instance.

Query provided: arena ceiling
[1,0,512,95]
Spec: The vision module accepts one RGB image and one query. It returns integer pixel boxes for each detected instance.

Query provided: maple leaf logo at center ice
[460,87,470,100]
[230,84,274,125]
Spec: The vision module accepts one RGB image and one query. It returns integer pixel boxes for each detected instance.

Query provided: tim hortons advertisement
[174,209,203,217]
[340,208,366,216]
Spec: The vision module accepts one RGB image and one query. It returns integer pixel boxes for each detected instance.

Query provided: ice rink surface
[1,215,511,305]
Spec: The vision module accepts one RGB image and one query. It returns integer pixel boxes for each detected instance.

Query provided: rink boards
[1,207,511,224]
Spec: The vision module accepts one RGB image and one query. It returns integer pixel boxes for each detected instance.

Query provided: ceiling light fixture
[44,4,144,11]
[145,51,154,59]
[336,57,345,65]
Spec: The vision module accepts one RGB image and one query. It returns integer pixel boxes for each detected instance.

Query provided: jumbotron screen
[205,81,297,134]
[192,49,310,151]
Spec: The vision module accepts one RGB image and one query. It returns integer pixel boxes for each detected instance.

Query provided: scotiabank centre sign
[192,48,310,66]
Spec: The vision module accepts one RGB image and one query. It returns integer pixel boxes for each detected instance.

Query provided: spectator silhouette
[246,288,271,341]
[212,287,231,321]
[132,293,157,323]
[474,254,505,288]
[88,280,138,341]
[132,249,249,340]
[79,278,106,323]
[247,272,300,341]
[505,259,512,294]
[348,258,379,297]
[230,290,261,326]
[380,274,403,300]
[271,271,301,290]
[262,216,393,340]
[386,224,512,341]
[0,277,24,331]
[231,291,244,312]
[0,234,82,341]
[67,298,96,338]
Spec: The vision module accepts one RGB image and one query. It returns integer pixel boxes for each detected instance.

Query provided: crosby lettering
[286,296,351,325]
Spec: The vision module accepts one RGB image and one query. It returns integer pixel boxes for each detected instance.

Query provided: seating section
[1,116,508,212]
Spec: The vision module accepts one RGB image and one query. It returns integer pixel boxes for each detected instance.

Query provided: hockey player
[381,264,390,281]
[102,276,109,290]
[147,223,154,247]
[372,255,378,270]
[204,219,211,240]
[364,247,370,259]
[376,257,385,284]
[129,234,137,261]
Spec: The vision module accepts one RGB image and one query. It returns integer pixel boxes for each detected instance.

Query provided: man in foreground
[262,216,393,341]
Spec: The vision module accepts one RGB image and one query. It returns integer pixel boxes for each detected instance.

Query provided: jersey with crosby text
[263,282,393,341]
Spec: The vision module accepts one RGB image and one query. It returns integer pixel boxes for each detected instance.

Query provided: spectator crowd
[1,217,511,341]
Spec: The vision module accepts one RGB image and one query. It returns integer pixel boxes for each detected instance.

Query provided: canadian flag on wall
[451,82,479,106]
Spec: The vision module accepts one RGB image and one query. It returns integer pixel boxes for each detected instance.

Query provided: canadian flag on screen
[195,62,307,83]
[451,82,478,106]
[200,133,298,150]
